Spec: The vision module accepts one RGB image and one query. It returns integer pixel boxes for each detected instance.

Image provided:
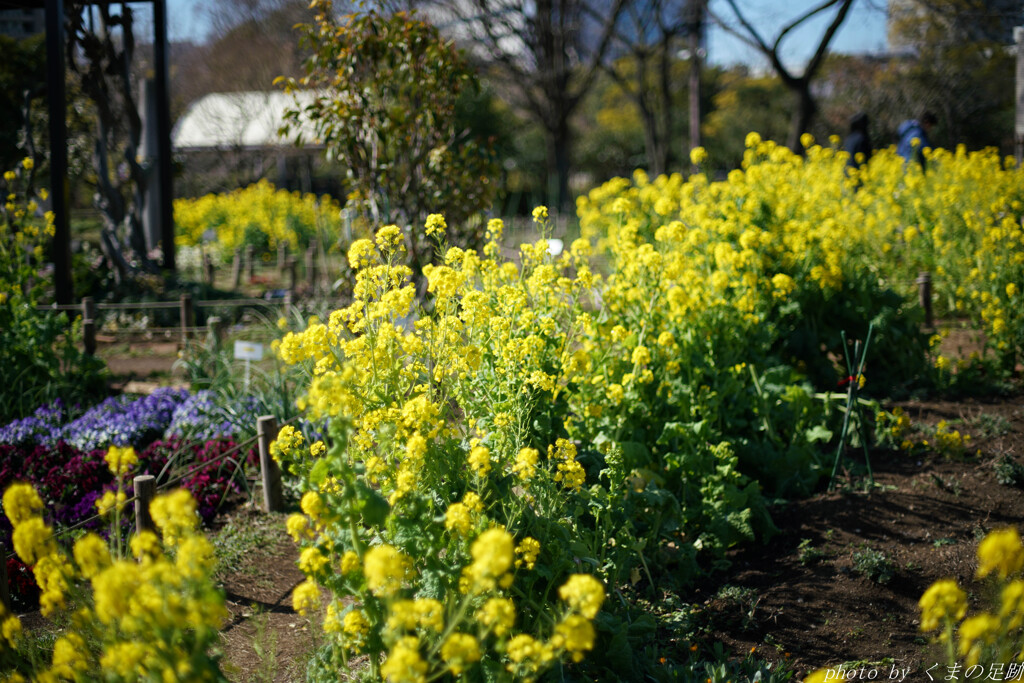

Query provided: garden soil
[208,394,1023,682]
[695,395,1024,679]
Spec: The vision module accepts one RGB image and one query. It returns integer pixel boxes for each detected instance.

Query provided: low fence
[0,413,293,611]
[178,240,329,291]
[38,269,944,355]
[39,293,294,352]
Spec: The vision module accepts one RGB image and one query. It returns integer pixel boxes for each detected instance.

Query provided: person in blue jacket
[897,111,937,169]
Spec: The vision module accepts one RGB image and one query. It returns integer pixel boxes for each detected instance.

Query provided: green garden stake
[828,323,875,491]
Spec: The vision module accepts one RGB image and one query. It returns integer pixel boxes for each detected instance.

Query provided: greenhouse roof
[173,90,322,151]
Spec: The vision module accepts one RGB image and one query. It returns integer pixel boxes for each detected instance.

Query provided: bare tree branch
[706,0,856,150]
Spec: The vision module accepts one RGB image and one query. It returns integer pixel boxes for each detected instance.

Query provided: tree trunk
[548,114,572,213]
[787,81,817,153]
[637,95,665,177]
[687,0,704,163]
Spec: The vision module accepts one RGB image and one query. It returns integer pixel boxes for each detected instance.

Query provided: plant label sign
[234,340,264,361]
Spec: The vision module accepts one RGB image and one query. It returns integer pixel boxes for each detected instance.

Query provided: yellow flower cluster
[1,483,226,679]
[462,527,515,593]
[95,490,128,519]
[364,544,411,597]
[104,444,138,477]
[273,137,1024,681]
[932,420,970,458]
[580,142,1024,375]
[977,528,1024,580]
[173,179,344,255]
[919,527,1024,668]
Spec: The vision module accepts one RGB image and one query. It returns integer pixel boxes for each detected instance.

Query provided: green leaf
[309,458,330,487]
[805,424,833,443]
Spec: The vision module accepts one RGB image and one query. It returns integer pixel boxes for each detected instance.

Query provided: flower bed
[266,140,1024,680]
[174,180,346,260]
[0,437,257,608]
[0,387,190,451]
[0,387,267,609]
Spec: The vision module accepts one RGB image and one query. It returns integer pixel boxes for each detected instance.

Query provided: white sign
[234,340,264,361]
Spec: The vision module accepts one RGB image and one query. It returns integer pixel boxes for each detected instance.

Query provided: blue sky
[707,0,889,69]
[163,0,890,68]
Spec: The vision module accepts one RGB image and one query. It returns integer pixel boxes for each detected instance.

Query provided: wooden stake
[134,475,156,533]
[180,293,194,344]
[231,249,242,288]
[83,318,96,355]
[288,255,298,293]
[204,254,215,286]
[246,245,255,282]
[256,416,284,513]
[305,246,317,290]
[917,271,933,329]
[207,316,225,350]
[278,240,289,272]
[81,295,95,322]
[0,542,10,611]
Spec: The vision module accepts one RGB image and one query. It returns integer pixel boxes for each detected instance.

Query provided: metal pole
[687,0,705,166]
[153,0,176,272]
[1016,26,1024,165]
[47,0,72,304]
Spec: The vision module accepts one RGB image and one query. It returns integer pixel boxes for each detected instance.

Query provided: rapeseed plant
[271,135,1024,680]
[918,527,1024,671]
[0,483,227,680]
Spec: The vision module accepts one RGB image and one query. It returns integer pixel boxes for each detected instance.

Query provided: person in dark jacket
[843,111,872,169]
[897,111,937,169]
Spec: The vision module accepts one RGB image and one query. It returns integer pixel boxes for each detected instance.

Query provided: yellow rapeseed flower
[553,614,596,662]
[381,636,427,683]
[441,633,481,675]
[12,516,55,565]
[976,528,1024,579]
[515,537,540,570]
[364,544,408,597]
[104,445,138,477]
[3,482,44,526]
[958,613,1000,666]
[477,597,516,635]
[512,447,539,481]
[149,489,198,547]
[424,213,447,238]
[73,533,111,578]
[464,527,515,593]
[292,579,321,616]
[558,574,605,619]
[468,445,491,477]
[918,579,967,631]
